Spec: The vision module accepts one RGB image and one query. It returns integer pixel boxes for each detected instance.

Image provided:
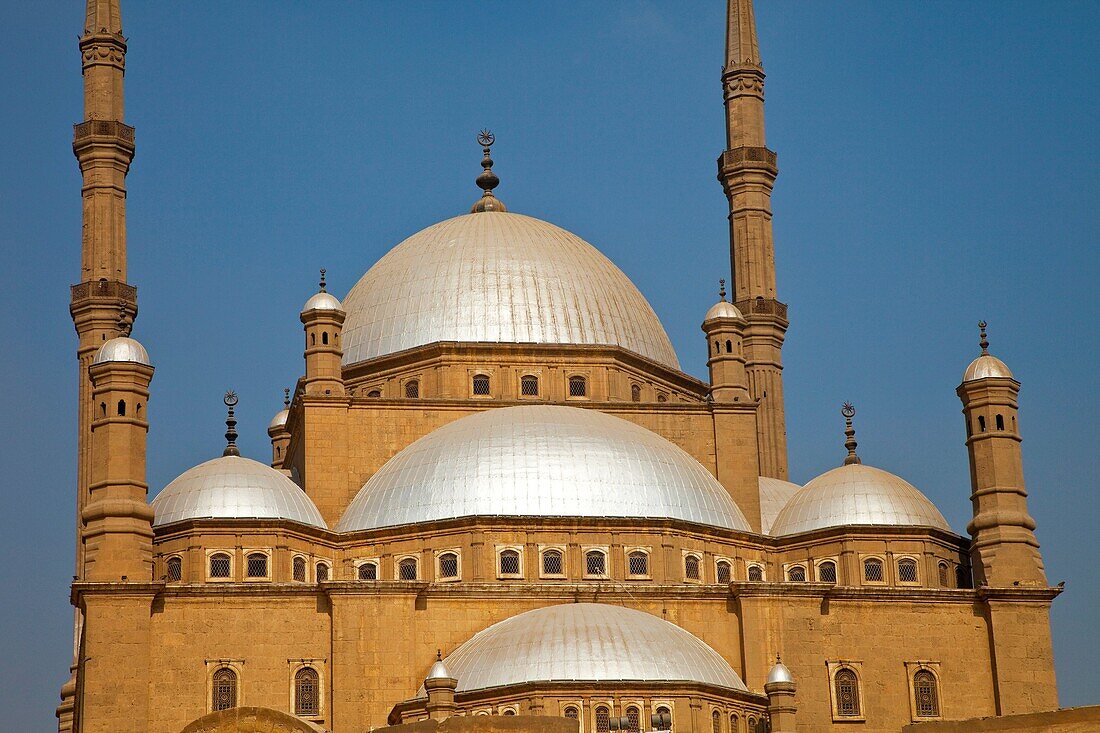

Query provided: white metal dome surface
[758,476,801,535]
[93,336,151,365]
[268,408,289,431]
[303,291,343,312]
[339,212,680,369]
[336,405,750,532]
[151,455,326,528]
[425,603,746,694]
[769,463,950,536]
[963,354,1013,381]
[703,300,743,322]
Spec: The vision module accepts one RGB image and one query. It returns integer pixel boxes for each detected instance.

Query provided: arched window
[209,553,231,579]
[542,549,563,576]
[725,339,733,353]
[367,389,381,398]
[99,402,107,417]
[293,556,306,582]
[315,562,329,582]
[913,670,940,717]
[564,707,579,721]
[717,560,732,584]
[817,560,837,584]
[568,375,587,398]
[211,667,237,711]
[136,403,142,416]
[472,374,491,396]
[521,375,539,396]
[311,333,316,346]
[631,384,641,402]
[966,418,972,437]
[358,562,378,581]
[729,713,739,733]
[246,552,268,578]
[746,717,757,733]
[938,562,950,588]
[595,706,611,733]
[166,556,182,582]
[978,415,986,432]
[628,551,649,577]
[834,668,861,717]
[117,399,126,416]
[321,331,329,345]
[404,380,419,399]
[955,565,969,589]
[656,393,668,403]
[655,707,672,731]
[626,707,640,733]
[684,554,701,580]
[714,340,721,354]
[439,552,459,579]
[398,557,418,580]
[585,550,606,576]
[863,557,884,583]
[711,709,721,733]
[898,558,919,583]
[294,667,320,717]
[995,414,1005,431]
[502,709,516,716]
[747,564,764,582]
[499,549,521,576]
[787,565,807,582]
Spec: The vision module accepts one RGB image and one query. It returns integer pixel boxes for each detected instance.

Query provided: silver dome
[93,336,150,366]
[426,659,453,681]
[151,455,326,528]
[340,212,680,369]
[769,463,950,536]
[758,476,801,535]
[337,405,750,532]
[767,661,794,685]
[424,603,746,694]
[703,300,743,322]
[268,408,289,431]
[302,291,343,312]
[963,354,1013,381]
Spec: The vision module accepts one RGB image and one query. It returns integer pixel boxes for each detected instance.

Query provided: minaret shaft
[718,0,788,479]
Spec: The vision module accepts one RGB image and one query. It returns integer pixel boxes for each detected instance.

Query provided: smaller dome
[268,408,289,431]
[704,300,744,322]
[151,455,326,528]
[767,660,794,685]
[964,354,1013,381]
[758,476,801,535]
[426,659,452,681]
[302,291,343,312]
[93,337,150,365]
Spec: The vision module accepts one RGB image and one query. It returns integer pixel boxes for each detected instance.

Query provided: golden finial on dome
[841,402,861,465]
[471,129,507,213]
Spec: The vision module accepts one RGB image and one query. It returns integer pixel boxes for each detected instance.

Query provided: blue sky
[1,2,1097,729]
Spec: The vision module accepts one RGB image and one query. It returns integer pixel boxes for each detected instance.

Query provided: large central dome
[340,212,680,369]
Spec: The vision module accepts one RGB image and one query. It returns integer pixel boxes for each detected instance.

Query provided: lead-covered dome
[93,336,150,365]
[769,463,950,536]
[339,212,680,369]
[337,405,750,532]
[426,603,746,693]
[151,455,326,528]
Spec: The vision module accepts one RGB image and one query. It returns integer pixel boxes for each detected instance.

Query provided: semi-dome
[963,354,1013,381]
[758,476,801,535]
[769,463,950,536]
[339,212,680,369]
[151,455,326,528]
[424,603,746,694]
[93,336,150,365]
[337,405,750,532]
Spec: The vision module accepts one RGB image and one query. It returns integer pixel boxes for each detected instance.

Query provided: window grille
[472,374,491,396]
[405,380,419,399]
[938,562,950,588]
[685,554,701,580]
[655,707,672,731]
[786,565,806,582]
[367,390,381,398]
[399,558,418,580]
[585,550,606,576]
[295,667,319,717]
[747,565,763,582]
[315,563,329,582]
[914,670,940,717]
[521,375,539,396]
[864,558,884,582]
[211,668,237,711]
[439,553,459,578]
[729,714,739,733]
[568,376,587,397]
[564,707,579,721]
[716,560,731,584]
[502,709,516,716]
[834,669,861,717]
[630,384,641,402]
[209,553,231,579]
[817,561,837,584]
[626,708,640,733]
[166,556,182,582]
[246,553,268,578]
[358,562,377,581]
[293,556,306,582]
[628,552,649,576]
[656,394,668,402]
[542,549,563,575]
[595,706,610,733]
[898,558,919,583]
[499,550,521,576]
[711,710,721,733]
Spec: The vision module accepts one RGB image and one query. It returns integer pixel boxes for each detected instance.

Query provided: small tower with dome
[764,655,797,733]
[268,388,292,469]
[300,269,346,397]
[702,279,750,403]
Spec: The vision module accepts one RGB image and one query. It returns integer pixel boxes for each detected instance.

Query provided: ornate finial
[436,649,443,662]
[471,129,507,213]
[719,279,727,301]
[117,306,132,337]
[283,387,291,409]
[223,391,240,457]
[841,402,861,465]
[319,268,327,293]
[775,653,782,665]
[978,320,989,355]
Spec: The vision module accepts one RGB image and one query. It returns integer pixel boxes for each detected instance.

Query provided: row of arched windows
[358,375,678,402]
[210,665,320,717]
[308,330,338,347]
[967,412,1013,436]
[774,557,968,587]
[98,399,142,418]
[829,665,942,720]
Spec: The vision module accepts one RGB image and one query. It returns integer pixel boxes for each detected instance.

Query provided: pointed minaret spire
[470,130,507,213]
[223,391,240,457]
[842,402,861,465]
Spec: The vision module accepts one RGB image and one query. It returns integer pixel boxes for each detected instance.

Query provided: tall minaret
[717,0,789,479]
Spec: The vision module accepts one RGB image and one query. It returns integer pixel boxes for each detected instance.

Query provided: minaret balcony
[73,120,135,155]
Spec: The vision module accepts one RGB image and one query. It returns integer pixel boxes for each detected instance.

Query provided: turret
[300,269,346,397]
[81,325,155,582]
[702,280,749,402]
[267,388,292,468]
[423,651,458,721]
[764,655,797,733]
[957,322,1046,586]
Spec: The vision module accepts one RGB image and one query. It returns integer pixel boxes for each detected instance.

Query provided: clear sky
[1,2,1097,729]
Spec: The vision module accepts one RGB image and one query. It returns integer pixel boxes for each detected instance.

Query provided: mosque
[59,1,1075,732]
